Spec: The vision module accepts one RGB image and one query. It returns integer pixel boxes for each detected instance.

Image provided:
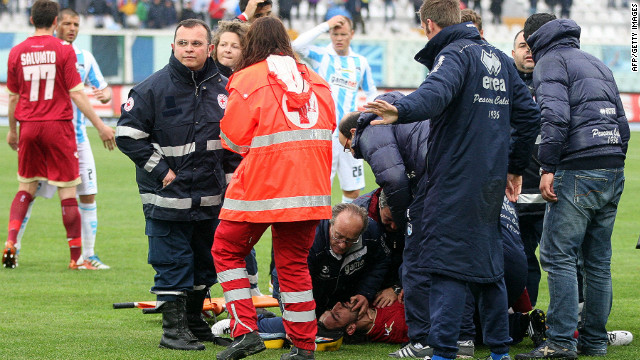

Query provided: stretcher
[113,295,280,315]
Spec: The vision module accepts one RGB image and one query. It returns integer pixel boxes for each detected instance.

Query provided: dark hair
[460,8,482,31]
[59,7,79,19]
[31,0,60,29]
[419,0,460,28]
[236,17,296,70]
[329,203,369,237]
[239,0,272,12]
[338,112,360,140]
[523,13,556,40]
[513,29,525,49]
[174,18,212,44]
[212,20,250,61]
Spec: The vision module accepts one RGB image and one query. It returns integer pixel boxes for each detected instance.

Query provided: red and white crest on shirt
[124,97,134,112]
[217,94,228,109]
[282,92,319,129]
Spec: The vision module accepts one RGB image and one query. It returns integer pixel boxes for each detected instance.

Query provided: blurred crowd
[3,0,630,32]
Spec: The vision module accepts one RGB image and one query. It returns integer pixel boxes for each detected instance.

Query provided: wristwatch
[392,285,402,295]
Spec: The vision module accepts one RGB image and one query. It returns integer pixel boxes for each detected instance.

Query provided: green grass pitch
[0,126,639,359]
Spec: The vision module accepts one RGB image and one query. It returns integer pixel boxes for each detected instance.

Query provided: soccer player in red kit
[3,0,115,270]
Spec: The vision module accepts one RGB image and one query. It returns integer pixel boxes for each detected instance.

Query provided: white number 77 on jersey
[23,64,56,102]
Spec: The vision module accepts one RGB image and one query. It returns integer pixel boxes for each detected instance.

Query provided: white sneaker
[608,330,633,346]
[211,318,231,336]
[87,255,111,269]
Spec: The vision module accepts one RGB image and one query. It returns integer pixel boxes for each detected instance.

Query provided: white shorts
[35,139,98,198]
[330,137,365,192]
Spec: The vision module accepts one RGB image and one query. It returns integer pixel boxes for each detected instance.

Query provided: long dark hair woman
[212,16,337,360]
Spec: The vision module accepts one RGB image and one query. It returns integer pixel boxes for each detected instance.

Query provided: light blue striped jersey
[292,23,377,131]
[73,45,108,144]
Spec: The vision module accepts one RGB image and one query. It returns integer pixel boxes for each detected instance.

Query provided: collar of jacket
[527,19,581,63]
[168,51,218,84]
[214,60,233,78]
[414,22,482,70]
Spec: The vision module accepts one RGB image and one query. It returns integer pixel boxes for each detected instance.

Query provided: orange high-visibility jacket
[219,56,336,223]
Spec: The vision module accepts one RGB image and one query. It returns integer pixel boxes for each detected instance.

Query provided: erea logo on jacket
[481,50,502,76]
[481,50,506,92]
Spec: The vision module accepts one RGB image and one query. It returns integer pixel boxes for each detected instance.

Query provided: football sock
[7,191,33,247]
[79,201,98,258]
[61,198,81,262]
[15,199,35,251]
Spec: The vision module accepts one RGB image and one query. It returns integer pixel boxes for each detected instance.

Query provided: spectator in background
[360,0,370,19]
[192,0,209,20]
[147,0,165,28]
[279,0,293,28]
[118,0,137,27]
[208,0,226,28]
[88,0,110,27]
[307,0,319,22]
[180,0,199,21]
[529,0,538,15]
[490,0,503,24]
[461,0,482,12]
[136,0,149,28]
[412,0,422,25]
[384,0,395,23]
[346,0,365,34]
[164,0,177,27]
[544,0,571,18]
[292,0,301,19]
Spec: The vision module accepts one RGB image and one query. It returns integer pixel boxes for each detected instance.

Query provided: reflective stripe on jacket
[220,57,336,223]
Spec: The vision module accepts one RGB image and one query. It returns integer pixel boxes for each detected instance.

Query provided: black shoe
[515,342,578,359]
[158,298,205,351]
[2,245,17,269]
[280,346,315,360]
[528,309,547,347]
[216,331,266,360]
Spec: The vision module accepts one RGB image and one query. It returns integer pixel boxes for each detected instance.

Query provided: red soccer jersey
[367,301,409,344]
[7,35,82,122]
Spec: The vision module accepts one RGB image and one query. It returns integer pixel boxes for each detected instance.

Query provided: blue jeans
[540,168,624,352]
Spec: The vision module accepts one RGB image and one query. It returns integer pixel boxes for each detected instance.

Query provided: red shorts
[17,121,80,187]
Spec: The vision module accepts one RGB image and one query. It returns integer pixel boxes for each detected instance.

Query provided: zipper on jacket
[192,71,217,97]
